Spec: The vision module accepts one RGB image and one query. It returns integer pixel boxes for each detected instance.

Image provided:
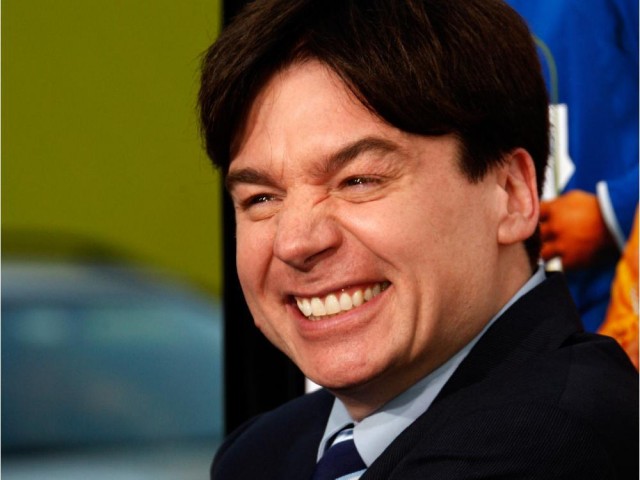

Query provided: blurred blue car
[2,258,224,479]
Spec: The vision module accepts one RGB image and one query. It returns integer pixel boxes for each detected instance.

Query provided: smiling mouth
[294,281,390,320]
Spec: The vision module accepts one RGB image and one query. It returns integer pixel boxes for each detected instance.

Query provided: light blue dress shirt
[317,267,547,466]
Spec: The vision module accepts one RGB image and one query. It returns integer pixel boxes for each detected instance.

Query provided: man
[199,0,638,478]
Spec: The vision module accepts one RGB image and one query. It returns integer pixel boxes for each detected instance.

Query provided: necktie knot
[311,426,366,480]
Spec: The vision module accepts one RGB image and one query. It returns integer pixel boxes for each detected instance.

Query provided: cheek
[235,222,273,295]
[337,197,444,265]
[235,231,273,337]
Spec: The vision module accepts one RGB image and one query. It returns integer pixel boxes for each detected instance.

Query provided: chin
[304,361,384,393]
[306,372,360,390]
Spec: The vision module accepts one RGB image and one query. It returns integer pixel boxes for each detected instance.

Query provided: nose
[273,193,341,271]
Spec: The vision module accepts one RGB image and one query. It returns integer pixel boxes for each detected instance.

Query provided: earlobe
[497,148,540,245]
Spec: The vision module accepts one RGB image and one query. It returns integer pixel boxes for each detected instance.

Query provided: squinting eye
[251,194,273,204]
[246,194,275,206]
[343,176,380,187]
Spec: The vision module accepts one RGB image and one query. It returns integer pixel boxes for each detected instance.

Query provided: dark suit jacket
[211,273,639,479]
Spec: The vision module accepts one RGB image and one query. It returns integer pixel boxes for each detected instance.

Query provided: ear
[496,148,539,245]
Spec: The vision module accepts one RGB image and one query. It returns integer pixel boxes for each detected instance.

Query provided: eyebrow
[225,136,400,192]
[225,167,276,192]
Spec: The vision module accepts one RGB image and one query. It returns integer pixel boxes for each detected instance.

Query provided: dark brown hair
[199,0,549,264]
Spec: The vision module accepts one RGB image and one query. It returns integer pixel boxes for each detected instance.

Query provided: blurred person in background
[506,0,639,333]
[599,208,639,369]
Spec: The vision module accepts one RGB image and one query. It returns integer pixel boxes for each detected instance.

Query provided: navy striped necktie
[311,426,367,480]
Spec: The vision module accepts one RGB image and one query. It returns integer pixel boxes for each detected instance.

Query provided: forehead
[230,61,396,169]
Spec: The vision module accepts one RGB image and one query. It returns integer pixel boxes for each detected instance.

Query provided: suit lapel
[278,389,334,479]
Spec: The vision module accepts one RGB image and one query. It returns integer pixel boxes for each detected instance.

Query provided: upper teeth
[295,282,389,319]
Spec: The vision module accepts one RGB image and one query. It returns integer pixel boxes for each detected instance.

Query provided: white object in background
[306,378,322,393]
[543,104,575,202]
[543,104,575,272]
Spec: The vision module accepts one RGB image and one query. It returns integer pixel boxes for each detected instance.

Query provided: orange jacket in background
[599,208,639,369]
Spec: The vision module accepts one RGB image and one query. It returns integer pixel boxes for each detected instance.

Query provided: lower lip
[289,286,391,339]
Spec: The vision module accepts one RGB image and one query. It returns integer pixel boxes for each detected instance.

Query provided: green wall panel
[2,0,224,295]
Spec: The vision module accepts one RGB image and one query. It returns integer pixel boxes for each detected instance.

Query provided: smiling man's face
[228,61,525,416]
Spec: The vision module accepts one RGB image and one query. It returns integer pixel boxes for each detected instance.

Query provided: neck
[334,253,536,422]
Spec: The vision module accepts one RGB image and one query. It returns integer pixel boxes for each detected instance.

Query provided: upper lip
[284,279,388,300]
